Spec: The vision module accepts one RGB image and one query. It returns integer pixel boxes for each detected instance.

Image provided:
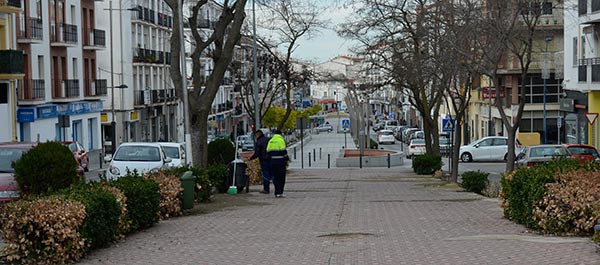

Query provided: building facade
[96,0,178,153]
[0,0,25,143]
[14,0,104,149]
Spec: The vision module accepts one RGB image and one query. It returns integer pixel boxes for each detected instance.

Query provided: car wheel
[84,158,89,172]
[503,153,508,161]
[460,152,472,162]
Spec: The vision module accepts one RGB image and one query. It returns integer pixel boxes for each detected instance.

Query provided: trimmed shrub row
[412,154,442,175]
[461,171,489,194]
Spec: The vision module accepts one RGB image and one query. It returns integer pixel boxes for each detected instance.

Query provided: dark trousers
[271,164,286,195]
[260,160,272,192]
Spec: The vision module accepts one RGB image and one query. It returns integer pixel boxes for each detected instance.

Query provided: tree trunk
[190,108,209,168]
[277,81,293,130]
[506,126,517,172]
[450,119,462,183]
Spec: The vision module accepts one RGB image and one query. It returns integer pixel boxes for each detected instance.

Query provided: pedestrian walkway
[288,126,351,169]
[79,166,600,265]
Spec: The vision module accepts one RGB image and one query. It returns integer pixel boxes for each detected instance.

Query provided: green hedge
[412,154,442,175]
[110,175,160,232]
[164,164,228,198]
[60,184,121,250]
[461,171,489,194]
[500,158,584,229]
[13,141,81,195]
[207,139,235,166]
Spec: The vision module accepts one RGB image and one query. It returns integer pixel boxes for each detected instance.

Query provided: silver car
[515,144,572,168]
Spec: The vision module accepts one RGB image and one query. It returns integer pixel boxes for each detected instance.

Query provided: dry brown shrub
[245,159,262,185]
[533,169,600,235]
[100,185,131,237]
[0,196,86,264]
[145,171,183,220]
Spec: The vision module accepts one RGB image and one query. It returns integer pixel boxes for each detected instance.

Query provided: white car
[407,139,426,158]
[459,136,522,162]
[105,142,172,180]
[378,129,395,145]
[157,142,186,167]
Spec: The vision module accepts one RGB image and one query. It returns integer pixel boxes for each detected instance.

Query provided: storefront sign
[17,108,35,123]
[482,87,505,99]
[101,113,108,123]
[36,102,103,120]
[37,105,58,119]
[130,111,139,121]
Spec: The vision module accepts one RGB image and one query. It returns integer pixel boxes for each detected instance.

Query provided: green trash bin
[180,171,195,210]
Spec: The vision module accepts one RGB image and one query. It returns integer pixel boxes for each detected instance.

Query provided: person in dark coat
[249,130,272,194]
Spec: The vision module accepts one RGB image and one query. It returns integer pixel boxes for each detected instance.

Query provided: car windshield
[568,146,597,155]
[162,146,180,159]
[530,147,568,158]
[114,146,161,162]
[0,148,27,173]
[381,131,393,136]
[439,138,450,145]
[65,143,76,152]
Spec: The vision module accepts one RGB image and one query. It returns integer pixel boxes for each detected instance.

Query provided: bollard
[319,148,322,160]
[328,154,330,169]
[99,152,103,169]
[180,171,195,210]
[387,153,391,168]
[313,148,316,161]
[309,152,312,167]
[294,146,297,160]
[359,153,363,168]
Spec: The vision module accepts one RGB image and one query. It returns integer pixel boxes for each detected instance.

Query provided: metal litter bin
[227,159,249,193]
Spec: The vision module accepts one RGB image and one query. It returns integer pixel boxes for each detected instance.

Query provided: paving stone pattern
[79,167,600,265]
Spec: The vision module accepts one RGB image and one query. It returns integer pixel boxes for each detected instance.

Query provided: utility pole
[252,0,260,131]
[179,0,192,165]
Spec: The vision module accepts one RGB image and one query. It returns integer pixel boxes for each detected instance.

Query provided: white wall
[563,0,578,91]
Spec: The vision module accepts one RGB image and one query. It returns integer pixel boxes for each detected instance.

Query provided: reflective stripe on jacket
[267,134,287,165]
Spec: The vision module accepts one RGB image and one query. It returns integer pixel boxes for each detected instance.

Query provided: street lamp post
[542,37,553,144]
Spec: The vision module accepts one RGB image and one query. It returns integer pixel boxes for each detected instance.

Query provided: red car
[62,141,90,172]
[563,144,599,164]
[0,142,84,203]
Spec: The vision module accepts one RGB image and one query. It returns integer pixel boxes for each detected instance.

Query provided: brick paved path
[80,168,600,265]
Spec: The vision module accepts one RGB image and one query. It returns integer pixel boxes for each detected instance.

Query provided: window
[542,2,552,15]
[573,37,578,66]
[37,56,44,79]
[493,138,507,146]
[0,83,8,104]
[478,139,493,146]
[72,58,78,79]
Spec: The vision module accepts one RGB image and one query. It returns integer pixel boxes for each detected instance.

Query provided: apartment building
[14,0,104,149]
[0,0,25,142]
[464,0,564,144]
[564,0,600,146]
[96,0,177,152]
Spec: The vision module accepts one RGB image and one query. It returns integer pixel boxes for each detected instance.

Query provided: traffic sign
[586,113,598,125]
[557,116,562,129]
[341,119,350,129]
[442,118,455,132]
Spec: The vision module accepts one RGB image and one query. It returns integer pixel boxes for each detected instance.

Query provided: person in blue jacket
[266,129,289,198]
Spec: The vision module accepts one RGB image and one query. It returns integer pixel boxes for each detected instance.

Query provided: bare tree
[255,0,325,130]
[480,0,552,171]
[165,0,248,167]
[339,0,451,154]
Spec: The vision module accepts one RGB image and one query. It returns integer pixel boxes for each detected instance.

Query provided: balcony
[0,50,24,75]
[51,23,78,46]
[212,101,234,113]
[133,6,157,24]
[133,48,170,65]
[84,79,107,98]
[17,17,43,43]
[158,13,172,28]
[52,79,80,99]
[134,89,177,106]
[0,0,21,12]
[83,29,106,49]
[198,19,217,29]
[18,79,45,102]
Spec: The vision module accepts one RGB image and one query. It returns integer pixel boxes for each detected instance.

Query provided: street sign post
[341,119,350,149]
[442,118,455,133]
[557,115,562,144]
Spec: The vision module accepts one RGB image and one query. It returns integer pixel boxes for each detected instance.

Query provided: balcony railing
[83,28,106,48]
[84,79,107,97]
[2,0,21,8]
[51,23,78,45]
[133,48,171,64]
[134,89,177,106]
[17,16,43,41]
[0,50,24,74]
[579,65,588,82]
[52,79,80,99]
[158,13,172,28]
[18,79,45,101]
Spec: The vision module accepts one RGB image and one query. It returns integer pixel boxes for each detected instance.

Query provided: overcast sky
[253,1,360,64]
